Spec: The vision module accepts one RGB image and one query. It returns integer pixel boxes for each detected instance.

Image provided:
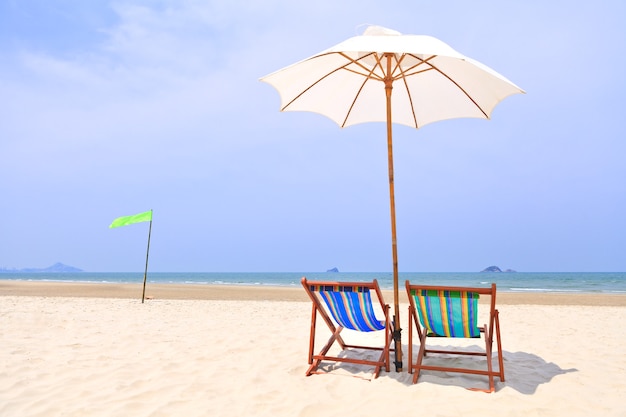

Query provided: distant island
[481,266,516,273]
[326,267,339,273]
[0,262,83,273]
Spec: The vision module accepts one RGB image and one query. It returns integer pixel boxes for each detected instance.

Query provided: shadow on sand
[313,346,577,394]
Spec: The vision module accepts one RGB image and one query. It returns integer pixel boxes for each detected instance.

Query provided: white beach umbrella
[260,25,524,371]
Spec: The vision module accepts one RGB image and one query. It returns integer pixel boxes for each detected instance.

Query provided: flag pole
[141,210,153,303]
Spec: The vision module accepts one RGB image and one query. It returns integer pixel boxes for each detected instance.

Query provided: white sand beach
[1,281,625,416]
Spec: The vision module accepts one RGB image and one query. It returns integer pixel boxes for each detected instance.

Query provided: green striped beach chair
[405,282,504,392]
[301,277,393,378]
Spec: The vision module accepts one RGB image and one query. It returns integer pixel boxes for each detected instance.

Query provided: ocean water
[1,271,625,294]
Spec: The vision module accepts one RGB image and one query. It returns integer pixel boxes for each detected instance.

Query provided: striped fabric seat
[302,278,392,378]
[405,282,505,392]
[310,284,386,332]
[410,289,481,338]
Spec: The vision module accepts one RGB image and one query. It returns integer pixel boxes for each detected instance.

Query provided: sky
[1,1,625,273]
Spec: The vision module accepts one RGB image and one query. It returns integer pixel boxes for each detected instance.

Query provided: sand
[1,280,625,416]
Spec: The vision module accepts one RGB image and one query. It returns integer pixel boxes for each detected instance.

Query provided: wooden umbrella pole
[384,53,402,372]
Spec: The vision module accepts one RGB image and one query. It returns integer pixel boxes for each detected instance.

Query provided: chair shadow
[311,349,390,381]
[319,346,577,394]
[393,346,577,394]
[494,350,577,394]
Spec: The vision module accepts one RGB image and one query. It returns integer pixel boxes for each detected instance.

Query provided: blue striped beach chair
[301,277,393,378]
[405,282,504,392]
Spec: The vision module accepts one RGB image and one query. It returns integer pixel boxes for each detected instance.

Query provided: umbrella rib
[338,52,385,81]
[281,52,383,112]
[390,54,420,129]
[338,52,386,127]
[387,54,442,129]
[390,54,436,79]
[281,63,345,111]
[392,55,454,128]
[408,54,490,118]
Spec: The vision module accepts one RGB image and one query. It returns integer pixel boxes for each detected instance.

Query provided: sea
[1,272,625,294]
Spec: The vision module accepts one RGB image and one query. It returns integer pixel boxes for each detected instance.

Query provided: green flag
[109,210,152,228]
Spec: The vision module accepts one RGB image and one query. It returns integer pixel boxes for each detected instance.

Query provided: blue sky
[1,1,625,273]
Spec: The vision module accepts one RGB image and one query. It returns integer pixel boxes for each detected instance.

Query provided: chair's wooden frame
[301,277,393,378]
[405,281,504,393]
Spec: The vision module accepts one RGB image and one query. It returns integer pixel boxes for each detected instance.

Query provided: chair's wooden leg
[384,304,391,373]
[374,307,391,378]
[373,350,386,378]
[484,324,495,393]
[495,310,504,382]
[320,327,342,356]
[305,360,320,376]
[408,305,414,374]
[308,304,316,365]
[307,326,343,376]
[412,330,427,384]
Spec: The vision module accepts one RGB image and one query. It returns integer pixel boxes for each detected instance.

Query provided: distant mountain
[480,265,516,273]
[326,267,339,273]
[0,262,83,273]
[481,265,502,272]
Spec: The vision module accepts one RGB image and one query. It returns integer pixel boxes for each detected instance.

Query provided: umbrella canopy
[260,25,524,372]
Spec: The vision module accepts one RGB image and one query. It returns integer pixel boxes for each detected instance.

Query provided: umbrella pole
[384,54,402,372]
